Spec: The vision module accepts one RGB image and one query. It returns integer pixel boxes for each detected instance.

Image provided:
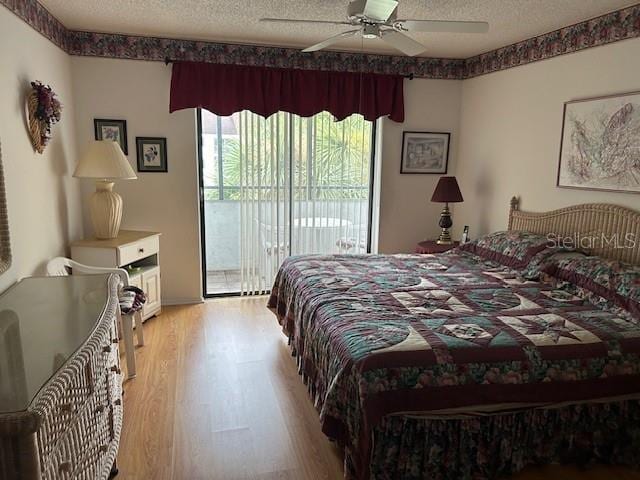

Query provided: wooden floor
[117,298,640,480]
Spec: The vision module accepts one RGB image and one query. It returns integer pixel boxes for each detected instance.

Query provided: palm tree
[211,111,372,201]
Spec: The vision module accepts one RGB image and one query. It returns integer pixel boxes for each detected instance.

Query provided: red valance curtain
[169,61,404,122]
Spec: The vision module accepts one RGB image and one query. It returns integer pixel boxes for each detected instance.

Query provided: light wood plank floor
[117,298,640,480]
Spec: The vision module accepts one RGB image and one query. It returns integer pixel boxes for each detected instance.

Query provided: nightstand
[415,240,460,254]
[71,230,161,321]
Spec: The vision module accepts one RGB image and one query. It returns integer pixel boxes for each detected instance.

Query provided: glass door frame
[197,108,378,298]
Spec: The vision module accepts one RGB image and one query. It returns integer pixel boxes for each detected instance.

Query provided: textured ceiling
[39,0,637,58]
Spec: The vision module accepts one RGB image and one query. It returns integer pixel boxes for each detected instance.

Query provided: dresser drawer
[36,357,93,466]
[42,373,111,480]
[106,361,123,408]
[89,315,120,389]
[37,382,75,466]
[70,376,113,479]
[94,335,118,382]
[117,235,159,267]
[41,427,74,480]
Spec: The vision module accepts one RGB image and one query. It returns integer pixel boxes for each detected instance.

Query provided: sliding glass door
[199,109,375,296]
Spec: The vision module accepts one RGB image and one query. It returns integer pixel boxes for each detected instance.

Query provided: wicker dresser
[0,274,123,480]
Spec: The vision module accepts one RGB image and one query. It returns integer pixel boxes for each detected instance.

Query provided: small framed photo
[400,131,450,174]
[94,119,128,154]
[461,225,470,244]
[136,137,167,172]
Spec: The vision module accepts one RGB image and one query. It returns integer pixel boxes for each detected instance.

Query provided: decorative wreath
[27,81,62,154]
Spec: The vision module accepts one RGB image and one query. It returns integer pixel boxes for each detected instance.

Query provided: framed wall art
[94,119,128,154]
[400,131,450,174]
[136,137,167,172]
[558,91,640,194]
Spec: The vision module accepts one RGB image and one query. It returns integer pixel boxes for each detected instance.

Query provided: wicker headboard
[508,197,640,265]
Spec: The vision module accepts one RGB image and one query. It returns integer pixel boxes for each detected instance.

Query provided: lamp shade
[431,176,463,203]
[73,140,137,180]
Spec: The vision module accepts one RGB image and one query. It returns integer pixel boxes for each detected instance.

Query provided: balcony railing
[203,191,370,273]
[203,185,370,201]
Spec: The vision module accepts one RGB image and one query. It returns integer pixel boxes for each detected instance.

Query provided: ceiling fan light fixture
[347,0,367,18]
[263,0,489,57]
[362,24,379,39]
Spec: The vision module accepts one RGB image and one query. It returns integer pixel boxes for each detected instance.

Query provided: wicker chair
[46,257,144,379]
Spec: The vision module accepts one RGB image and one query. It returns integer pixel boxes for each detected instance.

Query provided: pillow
[542,256,640,319]
[521,249,587,280]
[458,230,567,271]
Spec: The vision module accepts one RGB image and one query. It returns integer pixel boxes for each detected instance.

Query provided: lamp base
[436,234,453,245]
[436,203,453,245]
[89,181,122,239]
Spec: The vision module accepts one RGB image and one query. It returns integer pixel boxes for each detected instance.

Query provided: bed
[267,198,640,480]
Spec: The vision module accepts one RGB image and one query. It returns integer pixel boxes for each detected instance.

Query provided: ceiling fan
[260,0,489,57]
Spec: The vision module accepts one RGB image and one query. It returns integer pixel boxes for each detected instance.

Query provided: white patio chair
[336,224,368,254]
[46,257,144,379]
[256,219,288,288]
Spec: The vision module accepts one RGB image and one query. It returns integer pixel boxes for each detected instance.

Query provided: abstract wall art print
[400,131,450,174]
[558,91,640,194]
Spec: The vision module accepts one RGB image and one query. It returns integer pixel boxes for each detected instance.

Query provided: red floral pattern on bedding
[268,252,640,479]
[457,230,572,273]
[542,256,640,320]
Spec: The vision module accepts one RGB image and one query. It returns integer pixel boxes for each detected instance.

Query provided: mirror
[0,140,11,274]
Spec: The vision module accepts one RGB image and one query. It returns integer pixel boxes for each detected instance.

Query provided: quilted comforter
[267,251,640,478]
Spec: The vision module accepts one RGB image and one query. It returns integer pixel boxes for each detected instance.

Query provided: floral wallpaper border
[0,0,69,51]
[463,3,640,78]
[67,31,465,79]
[2,0,639,79]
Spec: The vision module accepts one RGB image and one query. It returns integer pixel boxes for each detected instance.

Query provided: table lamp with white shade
[73,140,137,239]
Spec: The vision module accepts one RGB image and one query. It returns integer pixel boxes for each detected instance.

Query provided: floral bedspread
[267,252,640,479]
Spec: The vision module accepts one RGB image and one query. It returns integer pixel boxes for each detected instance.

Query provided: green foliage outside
[203,111,373,201]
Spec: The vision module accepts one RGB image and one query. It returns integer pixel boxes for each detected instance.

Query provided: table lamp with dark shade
[431,176,463,244]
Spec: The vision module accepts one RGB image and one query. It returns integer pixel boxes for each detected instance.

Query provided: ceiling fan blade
[381,30,426,56]
[302,29,361,53]
[260,18,353,26]
[363,0,398,22]
[399,19,489,34]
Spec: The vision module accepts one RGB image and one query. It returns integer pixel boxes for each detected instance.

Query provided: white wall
[0,8,82,292]
[8,17,633,301]
[71,57,202,304]
[378,78,462,253]
[71,59,462,300]
[455,38,640,239]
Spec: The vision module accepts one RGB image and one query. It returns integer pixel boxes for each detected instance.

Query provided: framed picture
[136,137,167,172]
[558,90,640,194]
[400,131,450,174]
[94,119,128,154]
